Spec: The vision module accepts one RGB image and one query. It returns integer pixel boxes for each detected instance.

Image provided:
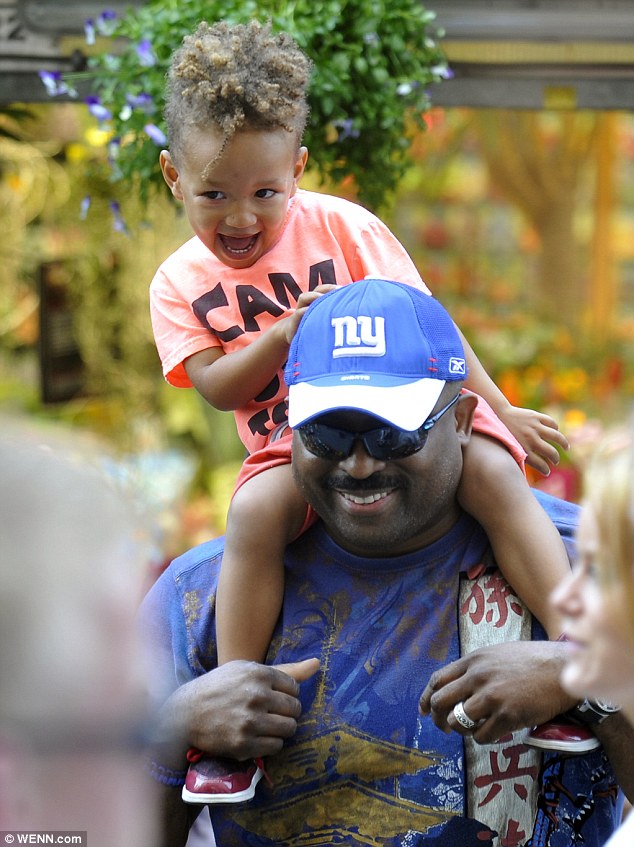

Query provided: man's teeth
[341,491,388,505]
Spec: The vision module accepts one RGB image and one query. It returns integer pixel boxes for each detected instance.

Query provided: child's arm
[217,463,307,664]
[460,432,567,640]
[456,325,569,475]
[185,285,335,412]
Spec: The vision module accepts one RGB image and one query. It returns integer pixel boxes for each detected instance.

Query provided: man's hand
[419,641,577,744]
[500,406,569,476]
[150,659,319,847]
[162,658,319,764]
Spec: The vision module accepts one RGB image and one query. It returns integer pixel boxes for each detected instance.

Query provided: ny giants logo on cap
[331,315,386,358]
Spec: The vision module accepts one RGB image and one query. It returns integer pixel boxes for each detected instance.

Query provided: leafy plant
[52,0,449,211]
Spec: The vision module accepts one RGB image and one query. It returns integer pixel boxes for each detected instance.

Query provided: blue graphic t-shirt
[141,492,622,846]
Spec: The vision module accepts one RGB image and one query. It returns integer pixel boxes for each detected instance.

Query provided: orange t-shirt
[150,189,430,454]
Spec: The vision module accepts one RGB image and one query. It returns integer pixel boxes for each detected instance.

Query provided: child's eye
[202,190,225,201]
[255,188,276,199]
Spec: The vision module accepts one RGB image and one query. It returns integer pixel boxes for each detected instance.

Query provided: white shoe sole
[524,735,601,753]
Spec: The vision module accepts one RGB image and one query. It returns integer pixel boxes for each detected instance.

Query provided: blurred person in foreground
[552,426,634,847]
[0,421,158,846]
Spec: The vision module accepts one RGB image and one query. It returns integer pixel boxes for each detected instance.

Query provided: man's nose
[225,201,257,228]
[338,439,386,479]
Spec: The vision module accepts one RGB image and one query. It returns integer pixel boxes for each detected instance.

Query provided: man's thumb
[276,657,320,682]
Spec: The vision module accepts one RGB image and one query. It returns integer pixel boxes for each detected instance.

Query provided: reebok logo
[449,357,467,375]
[331,316,386,358]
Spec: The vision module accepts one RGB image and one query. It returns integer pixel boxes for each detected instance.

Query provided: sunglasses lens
[299,423,427,461]
[364,428,425,460]
[298,424,352,460]
[297,395,458,462]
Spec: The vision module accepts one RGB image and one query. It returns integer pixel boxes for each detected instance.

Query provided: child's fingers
[537,438,561,465]
[525,433,568,474]
[525,451,552,476]
[538,418,570,451]
[295,284,337,310]
[544,428,570,451]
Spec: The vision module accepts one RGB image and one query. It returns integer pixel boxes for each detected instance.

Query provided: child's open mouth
[220,234,259,256]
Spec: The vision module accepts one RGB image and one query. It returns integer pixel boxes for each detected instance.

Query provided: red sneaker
[181,751,265,804]
[525,719,600,754]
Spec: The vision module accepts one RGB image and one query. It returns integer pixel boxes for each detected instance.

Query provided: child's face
[160,127,307,268]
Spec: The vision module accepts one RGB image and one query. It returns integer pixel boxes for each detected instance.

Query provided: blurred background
[2,0,634,570]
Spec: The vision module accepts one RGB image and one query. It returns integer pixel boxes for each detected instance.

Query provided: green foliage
[72,0,449,210]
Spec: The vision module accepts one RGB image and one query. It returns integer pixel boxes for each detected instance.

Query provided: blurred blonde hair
[583,425,634,640]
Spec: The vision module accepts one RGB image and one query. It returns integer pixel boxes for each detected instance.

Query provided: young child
[150,20,576,803]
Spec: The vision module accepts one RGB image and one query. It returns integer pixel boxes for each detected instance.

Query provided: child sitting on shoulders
[149,20,577,805]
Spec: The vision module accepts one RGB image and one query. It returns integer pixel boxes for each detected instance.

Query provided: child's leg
[459,432,568,640]
[216,463,307,665]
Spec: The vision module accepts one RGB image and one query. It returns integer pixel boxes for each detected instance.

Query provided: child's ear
[294,146,308,183]
[159,150,183,200]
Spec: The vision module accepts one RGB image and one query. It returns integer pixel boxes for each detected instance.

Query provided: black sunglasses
[297,393,461,461]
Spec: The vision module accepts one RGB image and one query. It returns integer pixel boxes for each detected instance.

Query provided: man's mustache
[325,475,403,493]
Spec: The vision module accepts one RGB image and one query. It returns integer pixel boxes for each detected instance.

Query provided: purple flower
[144,123,167,146]
[434,65,454,80]
[85,95,112,123]
[333,118,360,142]
[126,92,156,114]
[109,201,128,234]
[96,10,118,36]
[39,70,70,97]
[136,39,156,67]
[84,18,95,45]
[79,196,91,220]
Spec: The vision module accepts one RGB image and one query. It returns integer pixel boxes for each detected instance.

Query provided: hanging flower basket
[44,0,450,211]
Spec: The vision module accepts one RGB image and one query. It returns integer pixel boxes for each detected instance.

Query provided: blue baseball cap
[285,279,468,431]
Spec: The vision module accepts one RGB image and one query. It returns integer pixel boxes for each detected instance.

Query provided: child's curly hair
[165,20,313,164]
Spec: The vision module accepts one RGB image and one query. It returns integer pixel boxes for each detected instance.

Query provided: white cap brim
[288,378,446,431]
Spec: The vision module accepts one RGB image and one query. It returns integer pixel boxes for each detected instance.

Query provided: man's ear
[159,150,183,200]
[454,390,478,444]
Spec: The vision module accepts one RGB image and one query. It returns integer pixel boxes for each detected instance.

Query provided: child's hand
[500,406,570,476]
[281,284,338,344]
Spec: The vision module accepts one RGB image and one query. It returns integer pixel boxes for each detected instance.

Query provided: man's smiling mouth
[341,491,390,505]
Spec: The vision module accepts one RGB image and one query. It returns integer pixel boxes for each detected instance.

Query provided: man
[141,279,633,846]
